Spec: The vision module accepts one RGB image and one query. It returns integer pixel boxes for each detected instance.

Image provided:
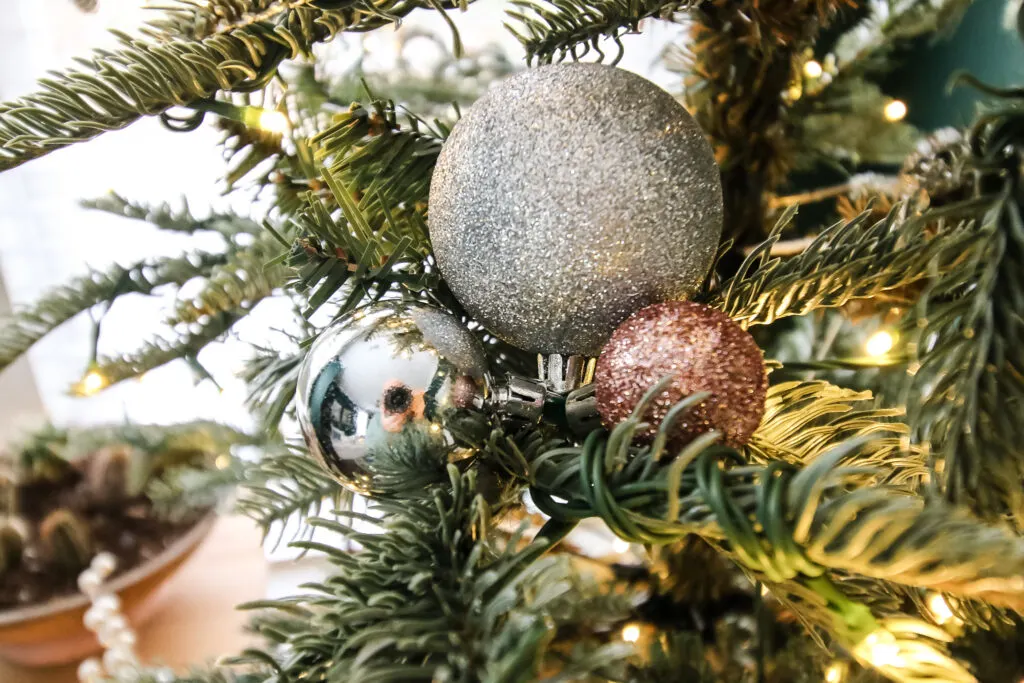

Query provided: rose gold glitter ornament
[595,302,767,448]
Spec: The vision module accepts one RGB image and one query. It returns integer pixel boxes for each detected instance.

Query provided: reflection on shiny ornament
[296,301,489,495]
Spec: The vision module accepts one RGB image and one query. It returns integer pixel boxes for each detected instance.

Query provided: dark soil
[0,458,208,610]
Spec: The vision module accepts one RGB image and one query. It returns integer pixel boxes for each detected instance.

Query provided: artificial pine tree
[1,1,1023,682]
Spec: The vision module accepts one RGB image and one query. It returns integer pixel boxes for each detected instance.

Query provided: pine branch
[893,105,1024,529]
[532,403,1024,609]
[0,1,467,170]
[234,448,349,544]
[147,458,246,520]
[241,342,304,432]
[794,81,920,168]
[82,192,262,238]
[169,231,286,324]
[87,309,243,390]
[311,97,446,236]
[287,167,436,320]
[710,202,980,328]
[0,252,225,375]
[523,388,1024,680]
[685,0,848,242]
[746,381,925,489]
[230,468,636,682]
[821,0,974,94]
[505,0,701,65]
[8,420,251,481]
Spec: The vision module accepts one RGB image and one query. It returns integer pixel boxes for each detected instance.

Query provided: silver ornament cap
[428,62,723,356]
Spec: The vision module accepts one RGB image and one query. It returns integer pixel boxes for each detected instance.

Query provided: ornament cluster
[297,64,766,497]
[428,62,723,356]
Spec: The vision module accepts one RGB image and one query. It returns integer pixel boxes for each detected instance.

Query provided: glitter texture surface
[428,63,723,356]
[595,302,767,447]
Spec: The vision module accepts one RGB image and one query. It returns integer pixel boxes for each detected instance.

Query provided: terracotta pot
[0,513,216,667]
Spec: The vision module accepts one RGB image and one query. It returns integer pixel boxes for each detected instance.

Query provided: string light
[825,661,847,683]
[926,593,960,626]
[865,330,895,357]
[612,538,631,554]
[856,631,906,669]
[621,624,641,643]
[79,369,108,396]
[803,60,823,78]
[215,454,232,470]
[883,100,908,122]
[255,109,289,134]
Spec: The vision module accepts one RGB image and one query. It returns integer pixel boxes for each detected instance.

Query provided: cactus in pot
[0,421,251,609]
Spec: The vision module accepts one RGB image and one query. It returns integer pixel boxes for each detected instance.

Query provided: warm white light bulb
[870,642,904,668]
[865,330,895,357]
[884,100,908,122]
[621,624,641,643]
[80,370,107,396]
[803,60,823,78]
[257,110,290,134]
[612,538,631,554]
[825,662,846,683]
[927,593,956,625]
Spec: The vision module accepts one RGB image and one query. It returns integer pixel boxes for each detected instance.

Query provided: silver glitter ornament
[296,301,489,495]
[429,62,723,356]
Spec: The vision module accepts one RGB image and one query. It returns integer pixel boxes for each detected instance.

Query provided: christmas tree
[2,1,1024,682]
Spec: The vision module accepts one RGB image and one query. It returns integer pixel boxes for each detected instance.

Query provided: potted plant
[0,421,250,667]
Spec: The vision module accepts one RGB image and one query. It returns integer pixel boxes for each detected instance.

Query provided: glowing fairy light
[803,60,823,78]
[884,100,908,122]
[215,454,232,470]
[612,538,631,554]
[256,109,289,134]
[79,370,108,396]
[856,631,905,669]
[865,330,895,357]
[621,624,641,643]
[825,661,847,683]
[926,593,959,626]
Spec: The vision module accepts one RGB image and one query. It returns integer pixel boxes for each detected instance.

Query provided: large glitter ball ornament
[428,63,723,356]
[296,301,489,494]
[595,302,767,448]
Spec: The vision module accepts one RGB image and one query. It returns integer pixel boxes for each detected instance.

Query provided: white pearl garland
[75,553,144,683]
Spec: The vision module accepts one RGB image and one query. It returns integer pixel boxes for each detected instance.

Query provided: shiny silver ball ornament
[296,301,489,495]
[428,62,723,356]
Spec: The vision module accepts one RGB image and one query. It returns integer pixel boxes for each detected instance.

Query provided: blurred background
[0,0,1020,679]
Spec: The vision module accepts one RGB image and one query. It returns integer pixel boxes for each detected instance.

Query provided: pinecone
[900,127,974,203]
